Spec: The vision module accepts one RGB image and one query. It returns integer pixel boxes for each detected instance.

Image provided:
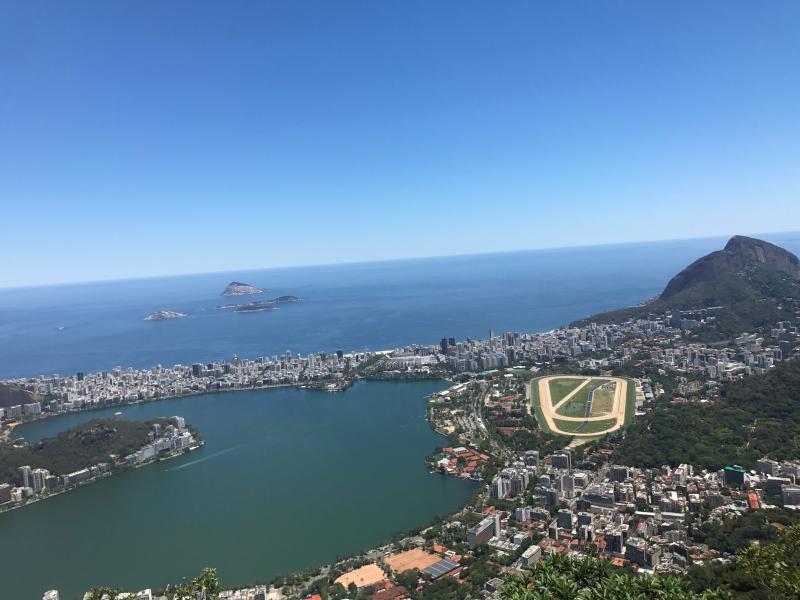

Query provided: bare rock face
[661,236,800,298]
[221,281,263,296]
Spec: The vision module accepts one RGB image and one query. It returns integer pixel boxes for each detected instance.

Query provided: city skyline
[2,2,799,287]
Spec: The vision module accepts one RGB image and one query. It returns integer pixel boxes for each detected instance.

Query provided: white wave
[166,445,242,471]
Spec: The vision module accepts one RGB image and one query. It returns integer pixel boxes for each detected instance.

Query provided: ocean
[4,234,798,380]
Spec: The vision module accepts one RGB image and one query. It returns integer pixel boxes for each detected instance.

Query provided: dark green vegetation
[614,358,800,470]
[0,383,39,409]
[583,268,799,341]
[0,418,171,484]
[688,507,800,555]
[488,408,567,455]
[501,553,727,599]
[688,523,800,599]
[577,236,800,342]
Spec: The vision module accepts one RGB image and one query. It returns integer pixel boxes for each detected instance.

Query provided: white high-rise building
[491,476,507,499]
[18,465,32,488]
[31,468,50,493]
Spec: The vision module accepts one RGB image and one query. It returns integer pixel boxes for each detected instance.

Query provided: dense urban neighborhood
[3,304,799,599]
[3,236,800,600]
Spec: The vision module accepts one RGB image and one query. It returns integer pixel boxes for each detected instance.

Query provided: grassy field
[547,378,584,405]
[555,378,610,418]
[588,383,616,417]
[552,418,617,434]
[624,378,637,426]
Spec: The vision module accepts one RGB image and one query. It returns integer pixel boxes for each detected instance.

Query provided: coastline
[2,378,451,523]
[5,382,296,438]
[0,428,205,516]
[0,420,19,442]
[0,298,685,598]
[2,379,472,599]
[7,244,789,597]
[2,352,440,439]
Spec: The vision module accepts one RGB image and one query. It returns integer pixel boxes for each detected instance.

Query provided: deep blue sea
[2,234,799,379]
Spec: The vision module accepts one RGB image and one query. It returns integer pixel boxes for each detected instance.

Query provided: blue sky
[1,1,799,287]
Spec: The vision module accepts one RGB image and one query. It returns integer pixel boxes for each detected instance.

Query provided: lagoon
[1,380,474,599]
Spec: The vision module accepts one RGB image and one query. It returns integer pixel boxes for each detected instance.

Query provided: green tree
[89,567,220,600]
[501,554,730,599]
[736,523,800,598]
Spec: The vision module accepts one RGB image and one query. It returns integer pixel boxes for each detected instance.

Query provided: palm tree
[500,553,732,600]
[193,567,220,600]
[573,556,599,588]
[549,574,579,600]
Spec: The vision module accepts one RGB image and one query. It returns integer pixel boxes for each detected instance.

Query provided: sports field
[553,378,612,418]
[385,548,441,572]
[552,417,617,434]
[548,378,584,404]
[528,375,633,437]
[589,382,616,416]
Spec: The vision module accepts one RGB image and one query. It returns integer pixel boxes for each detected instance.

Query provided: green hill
[614,357,800,470]
[576,236,800,340]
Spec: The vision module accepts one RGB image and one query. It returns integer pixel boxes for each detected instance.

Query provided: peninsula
[0,415,201,513]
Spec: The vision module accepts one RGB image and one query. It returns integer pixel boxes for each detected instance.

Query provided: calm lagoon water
[3,381,473,599]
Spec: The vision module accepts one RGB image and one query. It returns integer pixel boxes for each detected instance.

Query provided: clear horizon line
[3,229,799,291]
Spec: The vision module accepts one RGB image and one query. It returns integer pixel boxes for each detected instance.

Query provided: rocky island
[216,295,301,313]
[144,310,187,321]
[234,304,275,313]
[221,281,263,296]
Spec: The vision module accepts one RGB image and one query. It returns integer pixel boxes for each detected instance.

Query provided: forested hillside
[614,358,800,470]
[577,266,799,341]
[0,418,169,485]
